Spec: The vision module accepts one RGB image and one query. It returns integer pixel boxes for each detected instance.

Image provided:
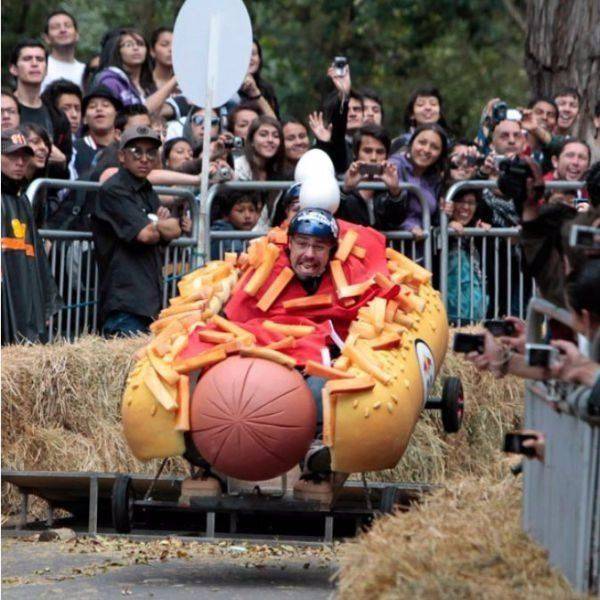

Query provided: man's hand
[465,330,506,378]
[448,220,465,234]
[381,161,401,196]
[521,429,546,462]
[49,144,66,165]
[327,65,351,99]
[498,316,526,354]
[308,111,332,143]
[157,206,171,220]
[520,108,539,133]
[410,225,425,240]
[343,161,363,191]
[480,151,499,178]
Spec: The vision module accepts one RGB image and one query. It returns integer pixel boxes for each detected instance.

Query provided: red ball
[189,356,316,481]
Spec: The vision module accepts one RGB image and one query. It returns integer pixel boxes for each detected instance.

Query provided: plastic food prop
[121,219,448,478]
[189,356,316,481]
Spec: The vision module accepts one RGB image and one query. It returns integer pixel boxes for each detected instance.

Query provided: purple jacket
[95,67,144,107]
[388,152,442,231]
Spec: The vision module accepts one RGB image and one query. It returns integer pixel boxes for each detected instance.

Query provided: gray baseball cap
[1,129,34,156]
[119,125,161,150]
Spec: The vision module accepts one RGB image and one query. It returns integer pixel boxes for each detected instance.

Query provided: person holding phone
[336,124,406,230]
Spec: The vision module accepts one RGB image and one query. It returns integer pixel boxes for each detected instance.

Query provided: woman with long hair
[150,27,174,90]
[389,123,449,239]
[391,86,448,154]
[95,28,176,114]
[238,38,279,119]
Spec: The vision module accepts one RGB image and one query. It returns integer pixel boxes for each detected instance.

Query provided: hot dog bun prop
[121,221,448,478]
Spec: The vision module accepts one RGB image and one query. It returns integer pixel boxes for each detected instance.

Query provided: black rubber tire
[112,475,135,533]
[379,486,398,514]
[441,377,464,433]
[183,432,212,469]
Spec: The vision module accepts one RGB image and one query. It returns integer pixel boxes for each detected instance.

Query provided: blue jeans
[306,376,326,438]
[102,311,152,338]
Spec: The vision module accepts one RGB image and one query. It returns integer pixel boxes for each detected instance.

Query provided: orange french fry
[368,297,386,333]
[173,347,227,374]
[394,311,416,328]
[322,387,334,446]
[197,330,236,344]
[367,332,402,351]
[244,244,280,296]
[326,376,376,395]
[304,360,355,379]
[385,299,399,323]
[159,300,207,319]
[337,280,373,299]
[239,346,297,369]
[385,248,432,284]
[212,314,257,342]
[332,355,350,371]
[169,334,189,359]
[224,252,238,266]
[283,294,333,311]
[268,227,288,245]
[349,321,378,339]
[350,244,366,259]
[397,285,426,313]
[265,336,296,351]
[174,375,190,431]
[150,310,203,334]
[342,344,392,385]
[263,320,315,338]
[374,273,395,293]
[257,267,294,312]
[335,229,358,262]
[329,260,348,292]
[144,367,178,412]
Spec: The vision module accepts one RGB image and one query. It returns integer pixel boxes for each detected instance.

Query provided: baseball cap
[119,125,161,150]
[82,85,123,114]
[1,129,34,156]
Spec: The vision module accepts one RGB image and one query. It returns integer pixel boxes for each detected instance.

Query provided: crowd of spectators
[1,10,599,340]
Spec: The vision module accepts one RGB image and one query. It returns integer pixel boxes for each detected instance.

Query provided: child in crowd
[211,190,262,259]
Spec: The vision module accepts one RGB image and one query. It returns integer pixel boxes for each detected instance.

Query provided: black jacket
[336,189,407,231]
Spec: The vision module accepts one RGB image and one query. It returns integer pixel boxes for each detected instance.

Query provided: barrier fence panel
[522,298,599,595]
[202,180,433,268]
[440,179,585,325]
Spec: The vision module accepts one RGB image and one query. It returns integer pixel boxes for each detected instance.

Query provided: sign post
[172,0,253,267]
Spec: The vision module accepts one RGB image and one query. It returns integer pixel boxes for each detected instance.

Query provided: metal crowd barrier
[203,180,433,269]
[27,179,200,342]
[522,297,599,595]
[440,180,586,324]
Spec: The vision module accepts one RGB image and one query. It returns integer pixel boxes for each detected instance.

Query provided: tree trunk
[525,0,600,159]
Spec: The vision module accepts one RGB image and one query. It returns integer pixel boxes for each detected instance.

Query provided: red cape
[182,220,391,366]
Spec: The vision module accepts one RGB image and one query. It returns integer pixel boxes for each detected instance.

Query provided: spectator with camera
[337,124,405,230]
[519,96,558,172]
[389,123,449,239]
[448,139,483,183]
[227,101,261,146]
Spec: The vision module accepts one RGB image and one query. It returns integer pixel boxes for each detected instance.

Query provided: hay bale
[1,336,187,515]
[336,473,575,599]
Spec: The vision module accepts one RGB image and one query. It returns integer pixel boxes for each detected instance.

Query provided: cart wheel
[441,377,464,433]
[112,475,135,533]
[379,486,398,514]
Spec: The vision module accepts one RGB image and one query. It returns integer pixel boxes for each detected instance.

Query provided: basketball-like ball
[189,356,317,481]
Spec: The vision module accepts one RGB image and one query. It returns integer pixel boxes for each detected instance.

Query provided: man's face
[227,200,259,231]
[363,98,382,125]
[1,150,32,181]
[491,120,525,157]
[532,100,557,132]
[118,139,159,179]
[10,47,47,86]
[289,234,333,280]
[283,122,309,162]
[57,93,81,134]
[554,94,579,132]
[347,97,363,131]
[357,135,387,164]
[232,109,258,139]
[1,94,20,131]
[190,108,219,143]
[85,97,117,135]
[553,142,590,181]
[45,13,79,48]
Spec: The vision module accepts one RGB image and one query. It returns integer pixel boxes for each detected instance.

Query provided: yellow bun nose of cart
[326,283,448,473]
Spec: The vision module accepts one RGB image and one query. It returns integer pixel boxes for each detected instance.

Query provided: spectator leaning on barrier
[1,89,20,131]
[389,123,448,239]
[10,38,72,165]
[1,129,62,345]
[41,10,85,91]
[210,189,262,259]
[41,78,83,138]
[337,124,406,230]
[91,125,181,337]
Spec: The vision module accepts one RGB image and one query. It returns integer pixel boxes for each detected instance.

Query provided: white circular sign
[172,0,253,107]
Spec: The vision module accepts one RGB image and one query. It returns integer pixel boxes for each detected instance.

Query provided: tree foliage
[1,0,528,138]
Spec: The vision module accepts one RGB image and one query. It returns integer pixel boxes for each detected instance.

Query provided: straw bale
[336,473,577,599]
[1,336,187,515]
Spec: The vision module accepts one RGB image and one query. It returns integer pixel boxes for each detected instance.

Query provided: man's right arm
[136,223,160,244]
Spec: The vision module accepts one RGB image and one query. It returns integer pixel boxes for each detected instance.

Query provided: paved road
[2,537,337,599]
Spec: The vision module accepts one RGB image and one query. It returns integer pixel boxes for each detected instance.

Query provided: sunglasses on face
[125,146,159,161]
[191,115,220,127]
